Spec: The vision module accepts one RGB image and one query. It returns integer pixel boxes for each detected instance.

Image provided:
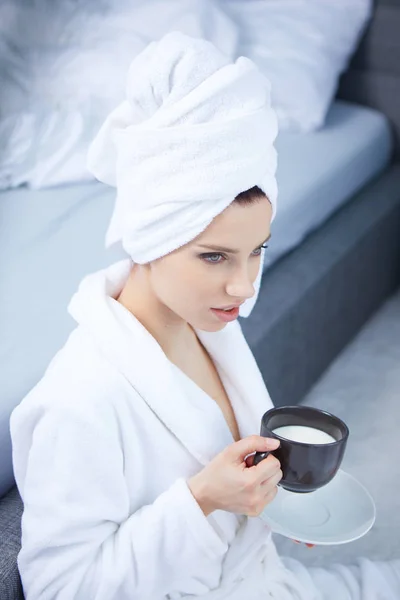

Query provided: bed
[241,0,400,408]
[0,101,392,496]
[1,0,400,597]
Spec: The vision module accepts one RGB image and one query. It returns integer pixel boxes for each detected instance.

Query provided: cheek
[250,256,262,282]
[174,270,210,309]
[153,260,209,309]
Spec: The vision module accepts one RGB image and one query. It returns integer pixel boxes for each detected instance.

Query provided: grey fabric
[241,165,400,408]
[0,486,24,600]
[338,0,400,157]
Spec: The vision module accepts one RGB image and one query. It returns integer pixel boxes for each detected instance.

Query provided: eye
[252,244,269,256]
[200,253,225,264]
[200,244,269,264]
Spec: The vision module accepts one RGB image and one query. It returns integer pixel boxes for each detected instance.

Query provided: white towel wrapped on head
[87,31,278,318]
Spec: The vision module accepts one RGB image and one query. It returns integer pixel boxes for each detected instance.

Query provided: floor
[273,289,400,567]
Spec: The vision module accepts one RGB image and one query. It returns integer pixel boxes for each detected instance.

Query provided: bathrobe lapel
[196,324,274,441]
[67,261,280,587]
[69,260,274,469]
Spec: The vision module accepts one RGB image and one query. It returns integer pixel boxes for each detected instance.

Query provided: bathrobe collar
[68,260,273,467]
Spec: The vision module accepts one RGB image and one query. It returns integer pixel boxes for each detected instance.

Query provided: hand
[247,454,315,548]
[292,540,315,548]
[248,452,315,548]
[188,435,282,517]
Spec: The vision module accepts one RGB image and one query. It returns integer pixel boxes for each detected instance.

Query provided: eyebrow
[198,233,271,254]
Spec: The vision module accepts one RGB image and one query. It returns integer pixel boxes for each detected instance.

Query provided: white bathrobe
[10,261,400,600]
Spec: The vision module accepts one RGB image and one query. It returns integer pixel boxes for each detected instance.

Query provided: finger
[231,435,280,463]
[261,468,282,489]
[245,454,255,468]
[262,484,278,505]
[292,540,315,548]
[261,477,282,507]
[255,455,282,484]
[244,451,276,469]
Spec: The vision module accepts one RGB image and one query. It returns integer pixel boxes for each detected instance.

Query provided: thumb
[231,435,280,463]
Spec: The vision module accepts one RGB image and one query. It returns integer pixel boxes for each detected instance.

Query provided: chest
[170,346,241,443]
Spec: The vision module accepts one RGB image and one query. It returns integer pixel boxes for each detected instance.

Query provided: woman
[10,32,400,599]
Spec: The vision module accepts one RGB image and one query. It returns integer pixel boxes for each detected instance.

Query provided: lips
[210,306,240,323]
[213,303,243,310]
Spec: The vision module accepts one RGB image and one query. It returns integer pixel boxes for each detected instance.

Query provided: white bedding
[0,0,371,190]
[0,100,392,497]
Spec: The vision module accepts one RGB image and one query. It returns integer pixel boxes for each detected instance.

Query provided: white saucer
[259,469,376,546]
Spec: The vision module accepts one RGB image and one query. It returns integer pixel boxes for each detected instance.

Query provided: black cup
[254,406,349,493]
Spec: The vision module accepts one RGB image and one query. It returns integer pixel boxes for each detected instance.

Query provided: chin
[193,318,227,333]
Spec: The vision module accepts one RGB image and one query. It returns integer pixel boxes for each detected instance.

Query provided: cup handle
[253,451,270,466]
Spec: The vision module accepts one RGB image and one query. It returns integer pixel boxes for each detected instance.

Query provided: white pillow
[0,0,238,189]
[0,0,371,189]
[223,0,372,132]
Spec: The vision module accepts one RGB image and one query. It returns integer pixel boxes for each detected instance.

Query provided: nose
[225,267,256,301]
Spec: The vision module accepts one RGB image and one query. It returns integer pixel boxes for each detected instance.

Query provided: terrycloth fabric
[9,260,306,600]
[86,31,278,319]
[9,260,400,599]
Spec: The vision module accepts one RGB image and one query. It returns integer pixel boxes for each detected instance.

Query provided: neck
[116,264,197,356]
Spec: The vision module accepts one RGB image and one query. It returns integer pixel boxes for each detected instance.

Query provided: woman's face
[147,196,273,332]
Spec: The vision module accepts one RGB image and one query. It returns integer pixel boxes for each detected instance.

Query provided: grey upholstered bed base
[0,487,23,600]
[241,165,400,408]
[240,0,400,407]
